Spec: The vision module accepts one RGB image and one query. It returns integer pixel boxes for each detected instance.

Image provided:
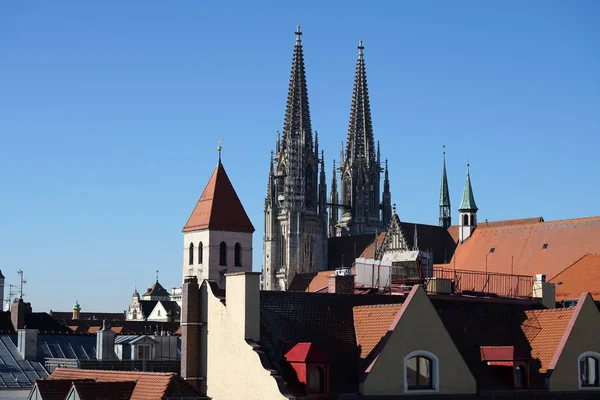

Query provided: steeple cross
[156,269,159,282]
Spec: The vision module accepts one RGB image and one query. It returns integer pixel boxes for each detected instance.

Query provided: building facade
[262,27,328,291]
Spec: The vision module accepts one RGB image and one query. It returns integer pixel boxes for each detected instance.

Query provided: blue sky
[0,1,598,312]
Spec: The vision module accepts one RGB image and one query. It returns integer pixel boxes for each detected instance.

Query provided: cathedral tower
[439,148,451,229]
[458,164,478,243]
[262,27,327,291]
[336,41,391,236]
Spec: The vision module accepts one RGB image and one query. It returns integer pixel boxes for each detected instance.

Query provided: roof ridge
[53,368,175,376]
[541,215,600,224]
[526,307,575,314]
[549,253,596,282]
[354,303,403,309]
[477,215,600,231]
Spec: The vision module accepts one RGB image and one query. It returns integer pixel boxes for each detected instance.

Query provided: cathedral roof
[182,161,255,233]
[143,281,170,298]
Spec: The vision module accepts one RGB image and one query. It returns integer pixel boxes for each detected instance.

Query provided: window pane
[588,357,597,386]
[406,357,418,387]
[418,357,432,388]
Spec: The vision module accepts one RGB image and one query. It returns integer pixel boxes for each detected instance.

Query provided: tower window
[219,241,227,266]
[234,242,242,267]
[462,214,469,226]
[198,242,203,264]
[188,243,194,265]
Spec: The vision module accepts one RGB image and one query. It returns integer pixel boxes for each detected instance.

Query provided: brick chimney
[181,275,202,392]
[328,268,355,295]
[11,298,32,332]
[224,272,261,342]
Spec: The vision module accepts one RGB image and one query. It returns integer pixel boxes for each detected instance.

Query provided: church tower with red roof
[182,151,255,288]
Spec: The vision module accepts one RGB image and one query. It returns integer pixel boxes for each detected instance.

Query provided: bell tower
[458,163,478,243]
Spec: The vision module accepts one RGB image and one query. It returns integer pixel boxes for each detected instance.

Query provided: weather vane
[217,136,223,162]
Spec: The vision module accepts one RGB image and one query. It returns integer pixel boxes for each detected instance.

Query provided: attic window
[542,243,548,250]
[489,248,495,254]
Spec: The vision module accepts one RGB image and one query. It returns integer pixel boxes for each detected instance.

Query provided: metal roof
[0,335,48,388]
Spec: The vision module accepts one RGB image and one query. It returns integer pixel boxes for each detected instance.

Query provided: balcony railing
[355,260,534,299]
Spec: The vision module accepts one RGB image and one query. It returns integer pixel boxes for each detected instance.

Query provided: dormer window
[308,365,325,393]
[284,342,329,396]
[542,243,548,250]
[579,352,600,388]
[489,248,495,254]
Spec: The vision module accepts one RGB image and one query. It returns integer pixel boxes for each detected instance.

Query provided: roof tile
[549,254,600,300]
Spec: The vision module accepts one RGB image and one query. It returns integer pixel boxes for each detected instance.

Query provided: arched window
[579,352,600,388]
[404,351,439,392]
[308,365,325,393]
[188,243,194,265]
[234,242,242,267]
[198,242,203,264]
[219,242,227,266]
[515,364,526,388]
[462,214,469,226]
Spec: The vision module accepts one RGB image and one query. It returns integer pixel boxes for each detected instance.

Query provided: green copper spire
[459,164,478,212]
[439,147,451,228]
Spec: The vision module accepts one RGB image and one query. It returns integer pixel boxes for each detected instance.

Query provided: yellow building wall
[204,276,290,400]
[363,287,476,396]
[549,294,600,392]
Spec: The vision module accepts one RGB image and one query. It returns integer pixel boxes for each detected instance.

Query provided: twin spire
[346,40,375,163]
[282,26,312,150]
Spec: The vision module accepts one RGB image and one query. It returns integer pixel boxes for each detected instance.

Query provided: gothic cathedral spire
[439,147,451,229]
[337,41,389,236]
[262,27,327,291]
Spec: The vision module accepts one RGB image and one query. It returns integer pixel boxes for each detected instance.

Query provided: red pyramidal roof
[182,162,255,233]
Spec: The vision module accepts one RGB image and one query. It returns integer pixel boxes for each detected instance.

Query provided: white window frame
[403,350,440,393]
[578,351,600,390]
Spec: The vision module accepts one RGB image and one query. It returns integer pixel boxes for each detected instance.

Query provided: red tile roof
[49,368,201,400]
[353,303,402,360]
[520,307,576,372]
[182,162,254,233]
[143,280,170,297]
[549,254,600,301]
[447,217,544,245]
[449,216,600,280]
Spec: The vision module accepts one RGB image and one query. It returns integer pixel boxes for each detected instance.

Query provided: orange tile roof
[353,303,403,360]
[549,254,600,301]
[447,217,544,245]
[182,162,255,233]
[450,216,600,280]
[520,307,575,372]
[358,232,386,259]
[48,368,199,400]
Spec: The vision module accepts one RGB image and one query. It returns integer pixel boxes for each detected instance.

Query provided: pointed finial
[358,40,364,55]
[443,144,446,155]
[102,320,107,330]
[295,26,302,44]
[217,136,223,163]
[392,203,397,215]
[385,158,388,169]
[467,160,470,175]
[156,269,159,282]
[321,149,324,163]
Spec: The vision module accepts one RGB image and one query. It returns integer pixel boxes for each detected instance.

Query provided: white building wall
[183,229,253,288]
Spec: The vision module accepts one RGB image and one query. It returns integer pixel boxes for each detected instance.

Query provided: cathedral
[262,27,393,291]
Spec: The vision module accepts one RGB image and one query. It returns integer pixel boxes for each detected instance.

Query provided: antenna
[16,270,27,299]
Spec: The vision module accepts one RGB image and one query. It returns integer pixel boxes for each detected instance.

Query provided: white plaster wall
[183,230,253,288]
[183,230,211,283]
[205,282,288,400]
[146,302,169,322]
